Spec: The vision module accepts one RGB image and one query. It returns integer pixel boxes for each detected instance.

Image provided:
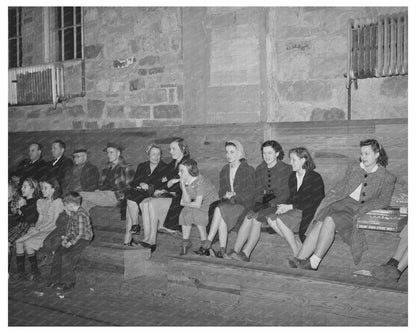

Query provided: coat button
[362,192,366,196]
[364,174,368,178]
[363,183,367,186]
[361,200,365,204]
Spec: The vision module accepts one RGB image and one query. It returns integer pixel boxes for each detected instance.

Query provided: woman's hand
[167,178,180,188]
[154,189,167,196]
[224,191,235,200]
[17,197,26,208]
[139,183,149,190]
[275,204,292,215]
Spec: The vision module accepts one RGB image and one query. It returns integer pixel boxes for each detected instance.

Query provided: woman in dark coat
[138,138,190,251]
[266,147,325,256]
[229,140,291,261]
[123,144,168,245]
[289,139,396,270]
[198,140,255,258]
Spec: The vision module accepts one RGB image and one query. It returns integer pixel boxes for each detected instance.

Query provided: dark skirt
[125,188,150,207]
[316,196,360,245]
[267,209,303,232]
[218,202,245,231]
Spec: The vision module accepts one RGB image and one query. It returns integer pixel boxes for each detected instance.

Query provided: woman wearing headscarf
[196,140,255,257]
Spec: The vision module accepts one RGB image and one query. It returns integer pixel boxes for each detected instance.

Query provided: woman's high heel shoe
[193,246,210,256]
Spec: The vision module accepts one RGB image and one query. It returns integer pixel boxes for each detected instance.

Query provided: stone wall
[9,7,184,132]
[267,7,408,121]
[8,7,408,132]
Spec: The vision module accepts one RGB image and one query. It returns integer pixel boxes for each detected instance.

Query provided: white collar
[360,162,378,173]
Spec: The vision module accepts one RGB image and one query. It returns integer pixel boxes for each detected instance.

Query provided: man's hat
[103,142,123,152]
[73,148,88,155]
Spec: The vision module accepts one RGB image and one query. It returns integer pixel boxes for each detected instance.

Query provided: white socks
[310,254,322,269]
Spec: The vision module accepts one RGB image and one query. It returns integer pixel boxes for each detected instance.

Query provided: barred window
[8,7,23,68]
[55,7,83,61]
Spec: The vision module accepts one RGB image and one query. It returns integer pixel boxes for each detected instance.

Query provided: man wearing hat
[62,148,99,195]
[79,143,134,213]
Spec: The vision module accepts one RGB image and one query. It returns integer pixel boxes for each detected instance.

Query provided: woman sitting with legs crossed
[289,139,396,271]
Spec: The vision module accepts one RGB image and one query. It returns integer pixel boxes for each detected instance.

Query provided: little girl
[15,178,64,280]
[9,178,41,247]
[178,159,219,255]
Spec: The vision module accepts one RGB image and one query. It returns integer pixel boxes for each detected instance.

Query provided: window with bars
[55,7,83,61]
[8,7,23,68]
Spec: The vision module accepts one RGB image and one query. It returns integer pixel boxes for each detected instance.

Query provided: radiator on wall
[347,12,408,80]
[8,63,64,106]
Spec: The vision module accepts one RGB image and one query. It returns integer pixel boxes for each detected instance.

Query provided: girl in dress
[289,139,396,270]
[15,178,63,280]
[178,159,219,255]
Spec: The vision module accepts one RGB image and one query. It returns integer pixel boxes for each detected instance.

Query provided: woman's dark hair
[180,159,199,177]
[41,178,61,200]
[261,140,284,160]
[288,147,316,171]
[359,139,388,167]
[22,177,42,199]
[171,138,191,159]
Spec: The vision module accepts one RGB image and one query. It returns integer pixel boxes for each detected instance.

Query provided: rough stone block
[129,78,145,91]
[207,85,260,115]
[84,121,99,129]
[277,81,332,101]
[129,105,151,118]
[87,99,105,118]
[66,105,85,117]
[107,105,125,118]
[138,55,159,66]
[136,89,167,104]
[27,109,41,118]
[310,107,346,121]
[168,88,176,103]
[149,67,165,75]
[8,108,26,119]
[380,77,408,98]
[46,107,63,116]
[72,120,83,130]
[177,85,183,101]
[101,122,115,129]
[138,69,147,76]
[85,44,103,59]
[153,105,181,119]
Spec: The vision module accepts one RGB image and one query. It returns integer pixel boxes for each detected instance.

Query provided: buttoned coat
[314,161,396,222]
[63,161,100,194]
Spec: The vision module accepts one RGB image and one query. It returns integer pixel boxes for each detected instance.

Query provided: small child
[47,191,93,291]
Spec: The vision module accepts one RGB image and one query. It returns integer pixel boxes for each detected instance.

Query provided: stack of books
[357,206,408,232]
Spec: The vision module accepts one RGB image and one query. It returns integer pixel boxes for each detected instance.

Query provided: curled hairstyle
[171,138,191,159]
[180,159,199,177]
[41,178,61,200]
[360,139,388,167]
[22,177,42,199]
[146,143,162,156]
[261,140,284,160]
[288,147,316,171]
[63,191,83,205]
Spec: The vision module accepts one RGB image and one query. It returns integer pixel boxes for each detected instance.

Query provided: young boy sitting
[47,191,93,291]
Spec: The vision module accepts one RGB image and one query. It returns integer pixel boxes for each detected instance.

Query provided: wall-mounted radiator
[347,12,408,80]
[8,63,64,106]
